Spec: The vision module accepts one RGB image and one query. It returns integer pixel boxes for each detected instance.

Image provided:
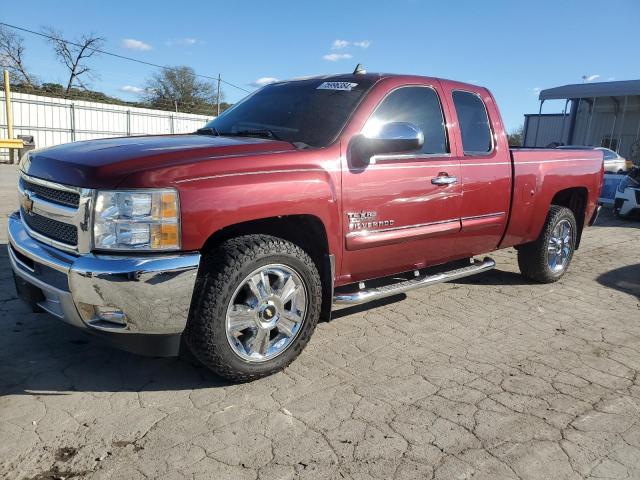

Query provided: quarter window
[452,91,492,155]
[363,86,448,154]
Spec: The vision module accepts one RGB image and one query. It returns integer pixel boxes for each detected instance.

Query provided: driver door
[340,83,462,283]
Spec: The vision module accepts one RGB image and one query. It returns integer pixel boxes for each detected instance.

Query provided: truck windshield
[202,78,375,147]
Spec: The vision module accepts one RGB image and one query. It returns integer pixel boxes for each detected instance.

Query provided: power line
[0,22,251,93]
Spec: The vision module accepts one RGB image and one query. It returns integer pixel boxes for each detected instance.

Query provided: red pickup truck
[9,71,603,381]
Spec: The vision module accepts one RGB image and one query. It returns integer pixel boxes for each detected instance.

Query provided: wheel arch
[550,187,588,249]
[200,214,334,320]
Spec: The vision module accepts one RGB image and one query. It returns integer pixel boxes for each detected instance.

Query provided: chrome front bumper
[8,211,201,356]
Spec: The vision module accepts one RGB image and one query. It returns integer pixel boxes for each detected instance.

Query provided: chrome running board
[333,257,496,305]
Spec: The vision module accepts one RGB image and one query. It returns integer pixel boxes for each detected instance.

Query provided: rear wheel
[517,206,577,283]
[185,234,322,382]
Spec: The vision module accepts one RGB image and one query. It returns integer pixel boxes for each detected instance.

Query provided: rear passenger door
[448,88,512,256]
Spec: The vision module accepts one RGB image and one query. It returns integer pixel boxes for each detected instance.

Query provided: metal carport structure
[523,80,640,164]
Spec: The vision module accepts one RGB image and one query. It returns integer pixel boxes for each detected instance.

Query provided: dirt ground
[1,164,639,479]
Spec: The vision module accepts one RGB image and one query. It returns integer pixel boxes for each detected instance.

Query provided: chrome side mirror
[351,122,424,165]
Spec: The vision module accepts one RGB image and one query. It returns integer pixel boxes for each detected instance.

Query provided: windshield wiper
[200,126,307,148]
[225,129,283,141]
[195,127,220,136]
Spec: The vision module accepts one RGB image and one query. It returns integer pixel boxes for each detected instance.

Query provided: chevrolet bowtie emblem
[264,309,274,318]
[21,191,34,215]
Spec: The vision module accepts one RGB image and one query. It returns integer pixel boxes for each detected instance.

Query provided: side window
[363,86,448,154]
[452,91,492,155]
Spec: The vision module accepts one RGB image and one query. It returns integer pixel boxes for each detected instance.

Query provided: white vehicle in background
[598,148,629,173]
[614,167,640,218]
[557,146,628,173]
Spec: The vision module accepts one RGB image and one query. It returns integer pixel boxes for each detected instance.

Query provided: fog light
[77,302,127,326]
[95,306,127,325]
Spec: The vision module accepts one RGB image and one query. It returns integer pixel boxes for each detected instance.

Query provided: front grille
[20,178,80,208]
[21,209,78,246]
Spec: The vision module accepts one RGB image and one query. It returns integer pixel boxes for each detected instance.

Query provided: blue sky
[2,0,639,130]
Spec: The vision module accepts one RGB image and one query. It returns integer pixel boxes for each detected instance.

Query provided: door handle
[431,174,458,185]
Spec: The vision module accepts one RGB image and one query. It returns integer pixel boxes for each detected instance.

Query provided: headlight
[93,189,180,251]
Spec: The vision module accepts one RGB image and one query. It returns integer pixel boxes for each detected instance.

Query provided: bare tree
[42,27,104,93]
[0,26,35,87]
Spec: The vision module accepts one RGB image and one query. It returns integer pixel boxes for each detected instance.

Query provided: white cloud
[323,53,353,62]
[582,74,600,82]
[331,39,370,50]
[250,77,279,87]
[332,39,349,50]
[119,85,145,94]
[121,38,152,51]
[166,38,200,47]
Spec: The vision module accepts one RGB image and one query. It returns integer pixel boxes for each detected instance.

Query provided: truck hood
[21,134,296,188]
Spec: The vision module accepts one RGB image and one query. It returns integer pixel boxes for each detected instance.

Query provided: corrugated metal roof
[539,80,640,100]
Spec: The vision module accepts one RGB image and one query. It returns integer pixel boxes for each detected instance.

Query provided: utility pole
[216,74,221,117]
[3,69,23,164]
[174,100,178,113]
[3,70,14,142]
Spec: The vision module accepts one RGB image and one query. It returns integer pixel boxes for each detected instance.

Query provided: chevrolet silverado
[9,70,603,381]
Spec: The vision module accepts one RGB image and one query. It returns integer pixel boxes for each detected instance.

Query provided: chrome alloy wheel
[547,219,572,273]
[225,264,307,362]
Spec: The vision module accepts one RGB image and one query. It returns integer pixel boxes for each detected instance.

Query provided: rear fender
[500,150,602,248]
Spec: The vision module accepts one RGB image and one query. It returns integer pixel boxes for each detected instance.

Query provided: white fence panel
[0,92,213,161]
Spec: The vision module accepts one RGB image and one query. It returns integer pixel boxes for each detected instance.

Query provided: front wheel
[517,206,577,283]
[185,234,322,382]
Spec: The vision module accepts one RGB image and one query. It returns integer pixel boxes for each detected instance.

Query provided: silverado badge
[347,211,395,231]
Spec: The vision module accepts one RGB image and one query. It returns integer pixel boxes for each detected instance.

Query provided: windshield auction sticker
[317,82,359,91]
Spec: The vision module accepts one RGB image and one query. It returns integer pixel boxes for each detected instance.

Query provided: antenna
[353,64,367,75]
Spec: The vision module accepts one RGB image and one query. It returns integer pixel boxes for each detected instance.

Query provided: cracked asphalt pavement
[1,164,640,479]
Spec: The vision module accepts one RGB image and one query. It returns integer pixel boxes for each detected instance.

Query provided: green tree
[507,125,524,147]
[143,66,223,114]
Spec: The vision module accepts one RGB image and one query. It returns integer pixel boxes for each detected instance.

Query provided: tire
[185,234,322,382]
[517,205,577,283]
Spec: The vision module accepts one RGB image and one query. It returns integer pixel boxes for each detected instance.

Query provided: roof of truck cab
[285,72,387,82]
[274,73,484,90]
